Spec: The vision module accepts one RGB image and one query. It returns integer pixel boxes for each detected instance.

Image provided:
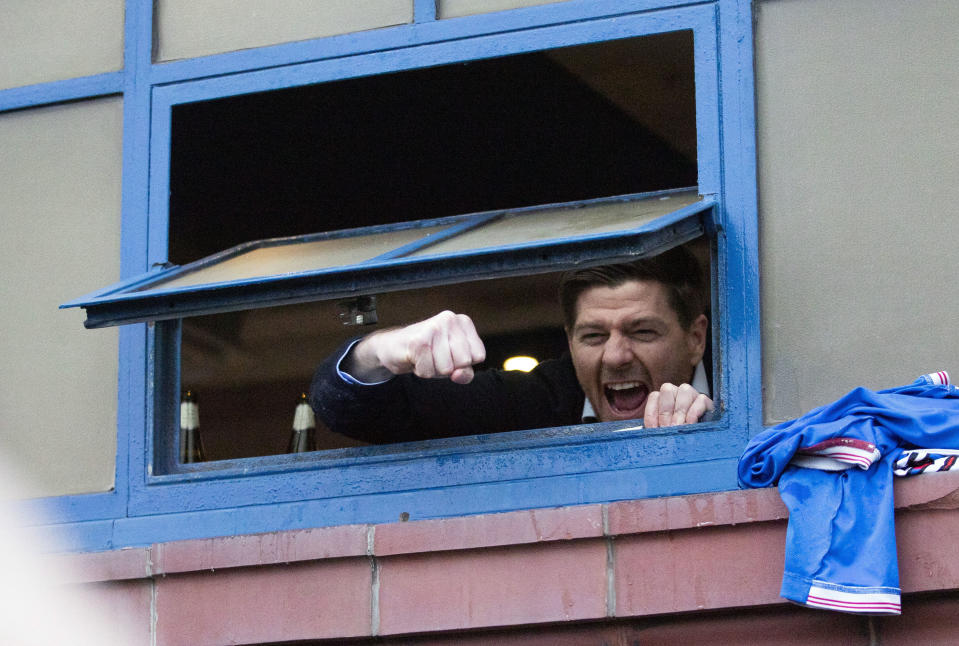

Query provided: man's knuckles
[658,382,679,396]
[645,383,709,428]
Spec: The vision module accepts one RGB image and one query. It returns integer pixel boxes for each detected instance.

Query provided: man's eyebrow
[624,316,667,328]
[571,319,606,332]
[571,323,605,335]
[572,316,666,333]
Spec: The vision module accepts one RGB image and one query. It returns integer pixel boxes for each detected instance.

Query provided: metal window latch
[338,295,378,326]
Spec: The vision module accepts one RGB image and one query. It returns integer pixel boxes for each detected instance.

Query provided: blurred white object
[0,453,142,645]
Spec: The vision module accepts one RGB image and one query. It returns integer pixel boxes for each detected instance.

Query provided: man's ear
[686,314,708,366]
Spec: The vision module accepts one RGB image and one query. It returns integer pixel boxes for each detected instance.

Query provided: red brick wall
[45,471,959,645]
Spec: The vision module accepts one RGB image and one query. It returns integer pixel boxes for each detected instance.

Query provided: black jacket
[310,340,585,444]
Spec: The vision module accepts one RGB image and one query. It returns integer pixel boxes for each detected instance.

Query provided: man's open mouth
[604,381,649,415]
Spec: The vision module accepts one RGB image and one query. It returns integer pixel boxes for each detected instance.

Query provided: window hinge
[338,295,378,326]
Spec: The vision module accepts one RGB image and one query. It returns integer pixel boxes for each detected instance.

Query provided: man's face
[567,279,707,423]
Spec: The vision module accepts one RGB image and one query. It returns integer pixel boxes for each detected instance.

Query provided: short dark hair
[559,246,708,330]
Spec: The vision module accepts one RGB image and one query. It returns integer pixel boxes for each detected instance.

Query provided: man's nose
[602,332,633,368]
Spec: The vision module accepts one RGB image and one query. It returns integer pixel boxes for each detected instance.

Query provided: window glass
[148,224,448,291]
[408,190,701,257]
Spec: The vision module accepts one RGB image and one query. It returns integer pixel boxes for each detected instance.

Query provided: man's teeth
[607,382,641,391]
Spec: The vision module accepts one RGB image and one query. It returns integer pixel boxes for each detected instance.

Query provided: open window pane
[409,189,702,257]
[64,189,711,328]
[146,223,449,291]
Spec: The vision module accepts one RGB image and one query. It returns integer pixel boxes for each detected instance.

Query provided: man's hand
[343,311,486,384]
[643,383,713,428]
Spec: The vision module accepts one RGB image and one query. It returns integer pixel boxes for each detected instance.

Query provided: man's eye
[580,333,606,345]
[632,329,659,340]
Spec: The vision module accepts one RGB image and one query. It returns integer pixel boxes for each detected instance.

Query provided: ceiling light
[503,356,539,372]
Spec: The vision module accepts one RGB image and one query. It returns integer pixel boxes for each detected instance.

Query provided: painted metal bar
[15,491,124,526]
[118,0,160,524]
[414,0,438,23]
[0,72,123,113]
[25,519,118,554]
[151,5,715,106]
[717,0,762,437]
[59,265,182,309]
[147,85,173,267]
[29,458,740,552]
[130,418,739,516]
[365,212,501,262]
[153,412,730,482]
[692,4,721,196]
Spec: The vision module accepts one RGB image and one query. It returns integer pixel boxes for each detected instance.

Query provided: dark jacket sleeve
[310,338,585,443]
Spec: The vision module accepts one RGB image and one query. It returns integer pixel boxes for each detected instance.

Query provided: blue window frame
[6,0,759,550]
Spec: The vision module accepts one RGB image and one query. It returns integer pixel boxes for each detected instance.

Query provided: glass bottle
[179,389,206,463]
[287,393,317,453]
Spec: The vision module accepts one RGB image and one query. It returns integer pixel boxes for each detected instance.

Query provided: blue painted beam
[414,0,438,23]
[717,0,762,435]
[39,457,741,552]
[130,420,742,516]
[0,72,122,113]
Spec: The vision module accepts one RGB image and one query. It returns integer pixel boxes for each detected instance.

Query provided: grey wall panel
[0,99,122,498]
[156,0,413,61]
[438,0,565,19]
[755,0,959,423]
[0,0,123,89]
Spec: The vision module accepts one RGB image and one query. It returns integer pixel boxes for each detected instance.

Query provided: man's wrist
[337,337,394,385]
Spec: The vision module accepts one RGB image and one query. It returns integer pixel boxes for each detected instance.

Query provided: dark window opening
[169,31,696,263]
